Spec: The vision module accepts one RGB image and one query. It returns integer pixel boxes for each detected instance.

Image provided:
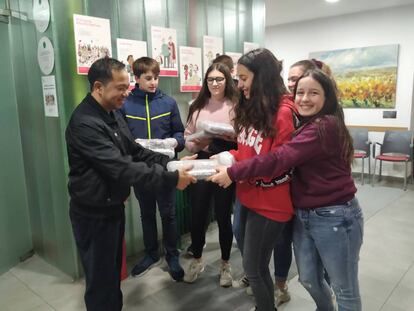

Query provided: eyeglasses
[206,77,225,84]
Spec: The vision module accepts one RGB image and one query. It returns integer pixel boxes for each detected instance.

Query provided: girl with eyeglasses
[183,63,238,286]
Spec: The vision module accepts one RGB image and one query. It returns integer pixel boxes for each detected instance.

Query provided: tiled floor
[1,181,414,310]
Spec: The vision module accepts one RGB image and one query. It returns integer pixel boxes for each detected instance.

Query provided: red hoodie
[230,95,296,222]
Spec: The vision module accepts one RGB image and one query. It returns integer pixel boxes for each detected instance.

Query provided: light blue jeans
[293,198,364,311]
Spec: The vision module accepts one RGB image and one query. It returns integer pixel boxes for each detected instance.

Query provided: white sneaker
[246,286,253,296]
[183,259,204,283]
[219,262,233,287]
[232,274,249,288]
[275,284,291,306]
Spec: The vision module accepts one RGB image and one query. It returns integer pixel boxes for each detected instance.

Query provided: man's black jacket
[65,93,178,215]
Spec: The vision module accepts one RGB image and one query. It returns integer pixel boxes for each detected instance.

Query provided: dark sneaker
[131,255,161,277]
[166,256,184,281]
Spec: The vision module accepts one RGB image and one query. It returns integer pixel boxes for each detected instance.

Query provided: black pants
[69,203,125,311]
[134,186,179,259]
[188,180,234,260]
[243,208,286,311]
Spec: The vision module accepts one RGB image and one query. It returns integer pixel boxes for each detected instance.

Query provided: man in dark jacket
[65,57,195,311]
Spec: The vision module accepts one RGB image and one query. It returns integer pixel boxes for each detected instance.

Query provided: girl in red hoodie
[210,48,297,311]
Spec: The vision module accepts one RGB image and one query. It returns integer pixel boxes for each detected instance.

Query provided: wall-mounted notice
[243,42,260,53]
[225,52,242,78]
[41,75,58,117]
[33,0,50,33]
[73,14,112,75]
[203,36,223,74]
[37,36,54,75]
[116,38,147,85]
[179,46,202,92]
[151,26,178,77]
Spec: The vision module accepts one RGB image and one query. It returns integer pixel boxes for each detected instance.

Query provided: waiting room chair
[348,128,371,184]
[372,130,413,190]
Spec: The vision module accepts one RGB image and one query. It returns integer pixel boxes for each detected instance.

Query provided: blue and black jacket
[120,86,185,152]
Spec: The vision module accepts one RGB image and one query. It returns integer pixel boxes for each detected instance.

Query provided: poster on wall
[116,38,147,86]
[203,36,223,74]
[179,46,202,92]
[225,52,242,78]
[41,75,58,117]
[243,42,260,54]
[33,0,50,33]
[151,26,178,77]
[73,14,112,75]
[309,44,399,108]
[37,36,55,75]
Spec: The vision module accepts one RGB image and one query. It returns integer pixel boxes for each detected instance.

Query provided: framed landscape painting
[309,44,399,108]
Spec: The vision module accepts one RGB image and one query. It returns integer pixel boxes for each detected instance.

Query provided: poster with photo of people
[151,26,178,77]
[73,14,112,75]
[116,38,147,87]
[203,35,223,75]
[179,46,202,92]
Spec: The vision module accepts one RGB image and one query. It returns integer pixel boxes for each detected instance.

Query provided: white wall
[266,4,414,129]
[266,5,414,179]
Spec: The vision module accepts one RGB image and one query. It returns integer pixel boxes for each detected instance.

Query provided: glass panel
[223,0,237,52]
[1,0,265,278]
[206,0,223,36]
[0,20,32,274]
[238,0,249,47]
[118,0,145,40]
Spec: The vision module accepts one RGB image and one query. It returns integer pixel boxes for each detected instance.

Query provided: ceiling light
[325,0,340,3]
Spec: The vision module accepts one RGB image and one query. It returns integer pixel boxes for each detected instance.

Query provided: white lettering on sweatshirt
[238,128,263,154]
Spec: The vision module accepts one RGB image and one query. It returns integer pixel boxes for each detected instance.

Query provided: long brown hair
[294,69,354,166]
[187,63,238,124]
[234,48,288,137]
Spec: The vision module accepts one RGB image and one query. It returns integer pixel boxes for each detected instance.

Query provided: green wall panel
[0,21,32,274]
[0,0,264,278]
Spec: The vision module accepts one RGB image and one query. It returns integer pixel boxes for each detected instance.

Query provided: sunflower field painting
[309,45,399,108]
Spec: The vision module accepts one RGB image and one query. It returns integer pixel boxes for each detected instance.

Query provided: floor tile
[0,271,53,311]
[1,183,414,310]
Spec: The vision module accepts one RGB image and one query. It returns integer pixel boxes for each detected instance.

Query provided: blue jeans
[293,198,364,311]
[233,200,292,282]
[232,199,247,254]
[134,187,179,260]
[243,208,286,311]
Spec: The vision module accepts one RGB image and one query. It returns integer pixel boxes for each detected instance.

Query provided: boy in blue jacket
[120,57,185,281]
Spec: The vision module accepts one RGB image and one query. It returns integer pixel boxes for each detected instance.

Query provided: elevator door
[0,18,32,274]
